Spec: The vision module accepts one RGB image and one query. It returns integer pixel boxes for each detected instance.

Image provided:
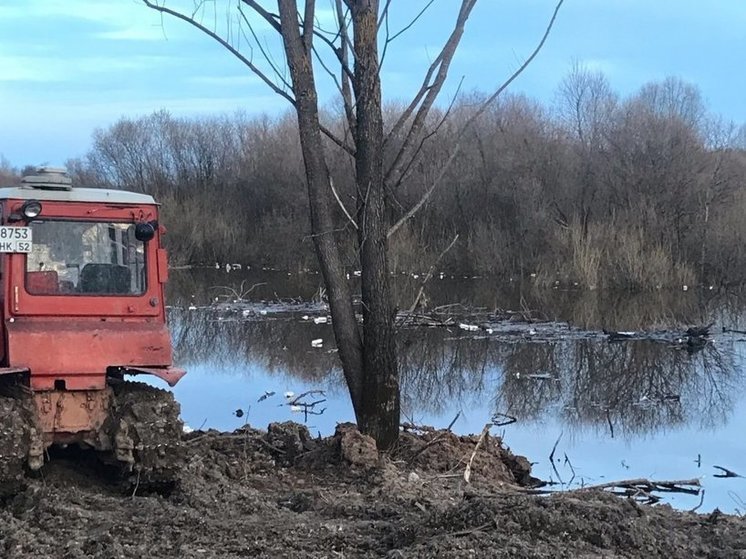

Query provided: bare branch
[241,0,282,33]
[330,177,358,230]
[320,123,356,156]
[389,76,464,192]
[388,0,564,238]
[142,0,295,106]
[237,3,293,92]
[384,0,477,189]
[388,0,437,43]
[312,27,355,83]
[377,0,392,30]
[335,0,357,140]
[302,0,315,53]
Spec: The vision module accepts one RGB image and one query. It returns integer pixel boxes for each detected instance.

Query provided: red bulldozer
[0,167,185,493]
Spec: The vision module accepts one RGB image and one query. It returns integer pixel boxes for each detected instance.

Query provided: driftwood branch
[464,422,492,483]
[578,478,702,504]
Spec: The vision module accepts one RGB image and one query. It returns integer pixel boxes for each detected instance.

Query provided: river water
[164,268,746,513]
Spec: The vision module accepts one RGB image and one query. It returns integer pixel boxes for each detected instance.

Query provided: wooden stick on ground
[464,423,492,483]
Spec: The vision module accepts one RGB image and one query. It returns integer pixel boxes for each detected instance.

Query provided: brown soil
[1,422,745,558]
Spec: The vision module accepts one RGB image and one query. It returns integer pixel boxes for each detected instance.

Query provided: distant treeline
[7,67,746,289]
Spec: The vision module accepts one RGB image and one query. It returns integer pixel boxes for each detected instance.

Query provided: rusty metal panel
[7,319,173,383]
[157,248,169,284]
[34,389,111,435]
[124,366,185,387]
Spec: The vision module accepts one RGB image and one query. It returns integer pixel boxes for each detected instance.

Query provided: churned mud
[1,422,745,558]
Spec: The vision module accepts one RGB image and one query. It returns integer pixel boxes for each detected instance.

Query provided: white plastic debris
[485,328,494,334]
[311,339,324,348]
[313,316,328,324]
[259,310,268,315]
[353,270,361,277]
[188,305,197,311]
[458,323,479,332]
[302,315,310,320]
[241,309,252,317]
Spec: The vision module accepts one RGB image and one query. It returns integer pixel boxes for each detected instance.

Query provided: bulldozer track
[0,394,35,498]
[109,381,184,492]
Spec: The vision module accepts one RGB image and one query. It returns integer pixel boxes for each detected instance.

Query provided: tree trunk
[349,0,400,449]
[276,0,365,415]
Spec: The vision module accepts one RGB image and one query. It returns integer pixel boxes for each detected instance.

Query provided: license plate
[0,227,32,253]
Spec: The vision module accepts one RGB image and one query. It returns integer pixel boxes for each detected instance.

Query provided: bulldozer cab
[0,168,185,493]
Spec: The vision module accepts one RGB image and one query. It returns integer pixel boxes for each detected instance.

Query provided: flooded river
[164,268,746,513]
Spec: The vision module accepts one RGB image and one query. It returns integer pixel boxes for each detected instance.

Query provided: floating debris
[713,465,743,478]
[257,391,276,403]
[311,339,323,348]
[603,329,636,341]
[686,322,714,337]
[459,323,480,332]
[313,316,328,324]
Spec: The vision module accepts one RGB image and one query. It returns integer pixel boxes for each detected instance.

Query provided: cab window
[25,221,146,296]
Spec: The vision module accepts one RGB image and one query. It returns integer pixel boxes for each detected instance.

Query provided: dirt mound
[1,422,745,558]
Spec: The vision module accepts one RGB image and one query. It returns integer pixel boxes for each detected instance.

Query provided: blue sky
[1,0,745,166]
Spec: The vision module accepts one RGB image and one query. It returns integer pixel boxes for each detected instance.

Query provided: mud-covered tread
[109,381,184,493]
[0,395,33,498]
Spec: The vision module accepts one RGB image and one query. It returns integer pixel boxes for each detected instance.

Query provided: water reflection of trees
[499,340,738,437]
[171,307,744,439]
[169,309,340,381]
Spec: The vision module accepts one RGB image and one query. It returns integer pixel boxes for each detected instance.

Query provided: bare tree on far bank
[71,73,746,290]
[134,0,562,448]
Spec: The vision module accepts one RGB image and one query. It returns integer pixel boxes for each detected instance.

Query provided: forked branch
[388,0,564,238]
[384,0,477,189]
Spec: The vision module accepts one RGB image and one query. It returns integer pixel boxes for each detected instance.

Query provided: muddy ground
[1,422,745,559]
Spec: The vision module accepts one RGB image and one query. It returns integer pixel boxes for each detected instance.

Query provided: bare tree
[141,0,562,448]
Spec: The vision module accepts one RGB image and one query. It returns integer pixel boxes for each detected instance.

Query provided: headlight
[21,200,42,219]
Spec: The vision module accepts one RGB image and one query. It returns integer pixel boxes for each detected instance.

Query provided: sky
[0,0,745,166]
